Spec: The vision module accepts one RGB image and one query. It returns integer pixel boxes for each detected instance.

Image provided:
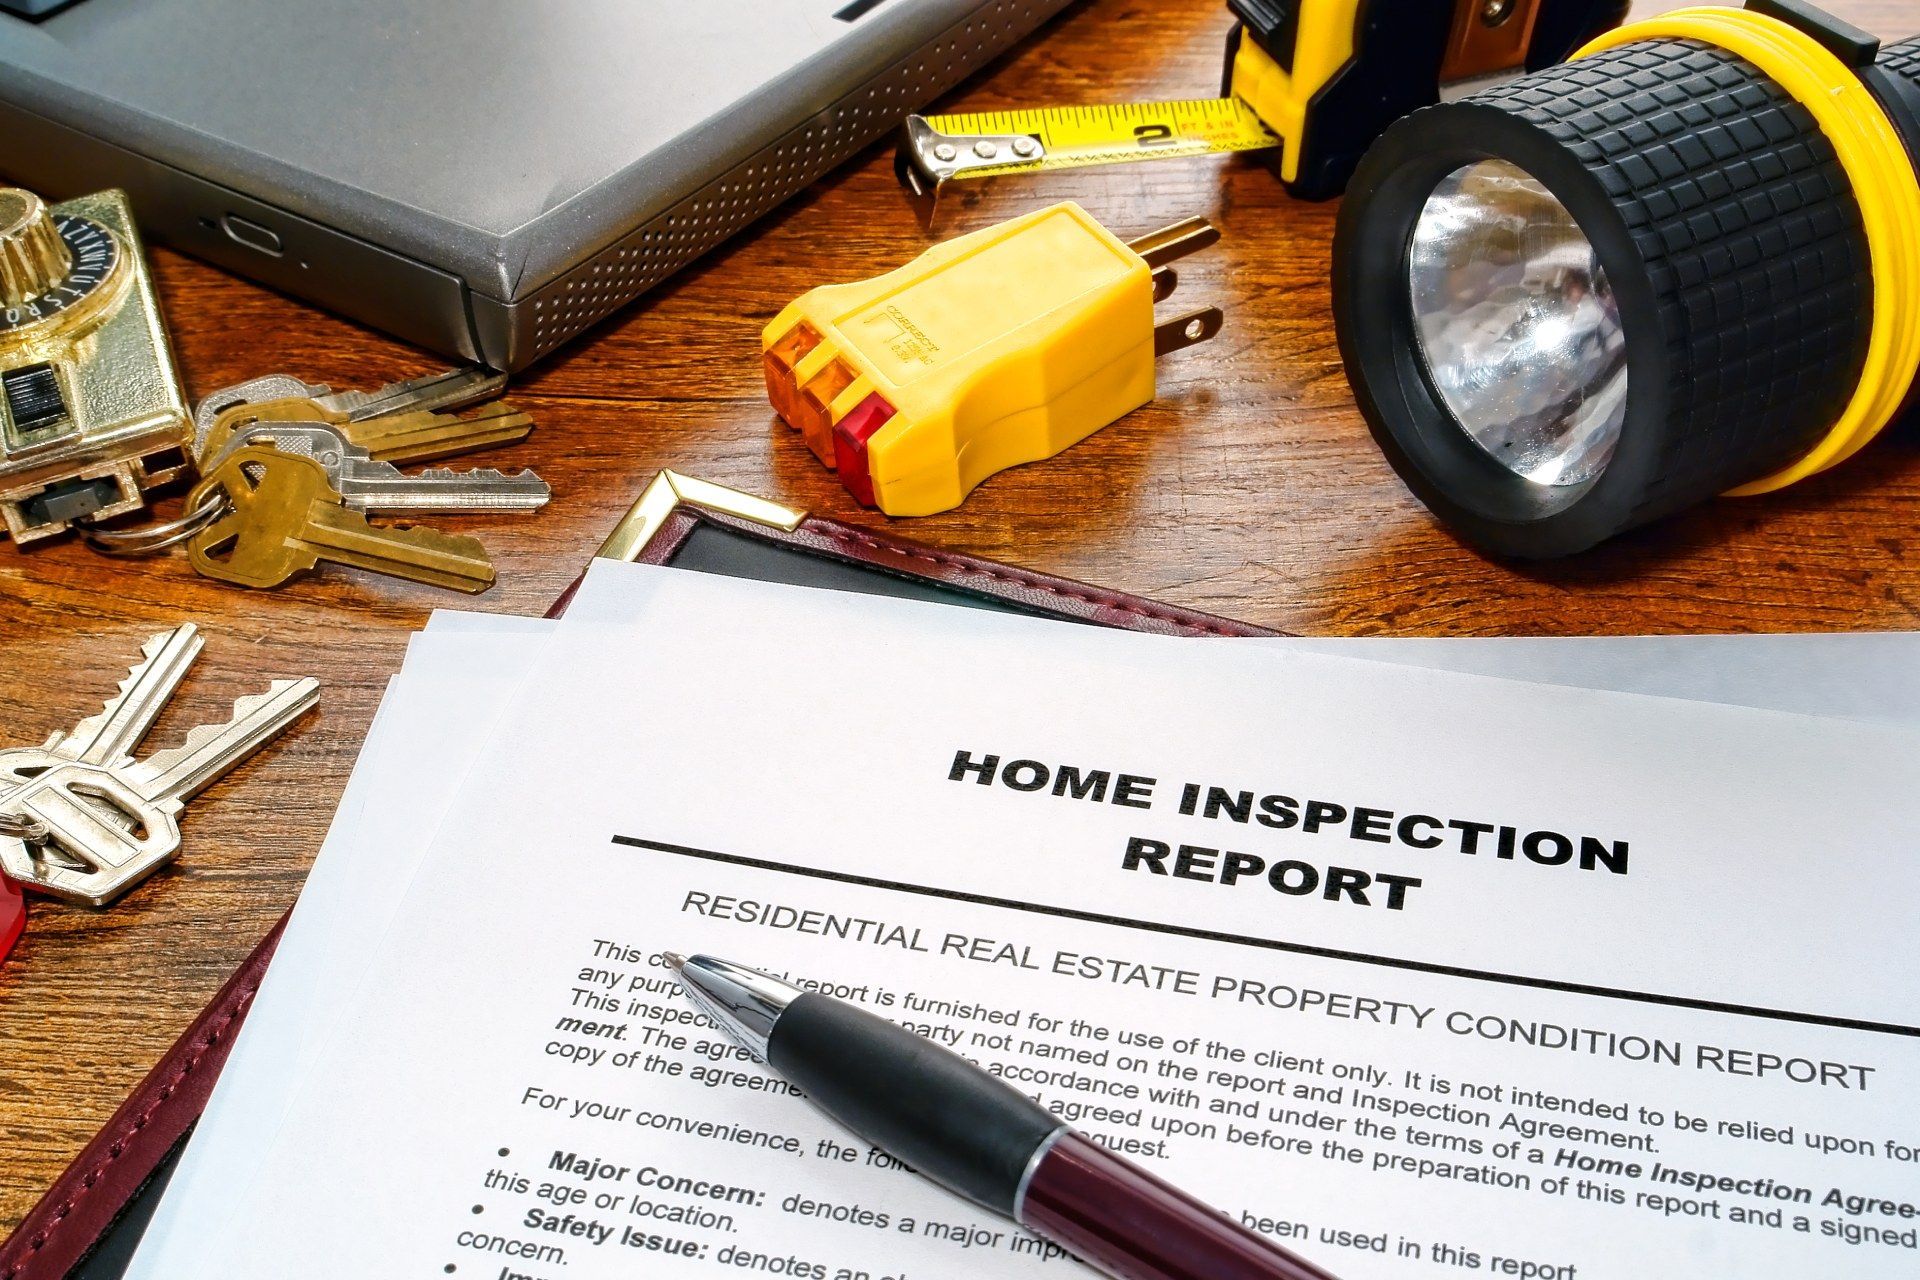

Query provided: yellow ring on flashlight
[1577,9,1920,496]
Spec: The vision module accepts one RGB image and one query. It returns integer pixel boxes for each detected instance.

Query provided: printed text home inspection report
[134,566,1920,1278]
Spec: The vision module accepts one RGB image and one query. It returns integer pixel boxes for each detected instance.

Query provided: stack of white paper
[127,564,1920,1279]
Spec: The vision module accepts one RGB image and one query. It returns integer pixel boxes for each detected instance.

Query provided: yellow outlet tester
[762,202,1221,516]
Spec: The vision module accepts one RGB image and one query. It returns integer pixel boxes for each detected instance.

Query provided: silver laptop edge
[0,0,1074,369]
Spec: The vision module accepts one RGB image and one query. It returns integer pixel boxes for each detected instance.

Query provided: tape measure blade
[923,98,1277,181]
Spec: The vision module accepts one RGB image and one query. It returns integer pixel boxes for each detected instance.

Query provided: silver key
[44,623,204,764]
[333,461,549,512]
[193,375,327,459]
[0,623,203,863]
[0,622,203,814]
[120,677,320,810]
[0,680,318,905]
[0,630,319,906]
[192,366,505,458]
[0,764,177,904]
[207,422,549,513]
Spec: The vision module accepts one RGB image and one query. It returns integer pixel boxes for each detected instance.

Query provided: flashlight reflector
[1407,159,1628,488]
[1332,16,1916,558]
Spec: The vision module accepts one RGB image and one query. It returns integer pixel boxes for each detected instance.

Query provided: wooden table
[1,0,1914,1234]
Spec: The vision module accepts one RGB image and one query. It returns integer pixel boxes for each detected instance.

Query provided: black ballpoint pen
[668,952,1341,1280]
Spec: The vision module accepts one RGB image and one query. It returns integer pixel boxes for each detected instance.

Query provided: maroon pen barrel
[1019,1132,1342,1280]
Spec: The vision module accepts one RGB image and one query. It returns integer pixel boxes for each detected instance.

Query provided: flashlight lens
[1408,159,1628,488]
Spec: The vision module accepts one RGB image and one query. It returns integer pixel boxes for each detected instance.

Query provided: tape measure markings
[921,99,1278,181]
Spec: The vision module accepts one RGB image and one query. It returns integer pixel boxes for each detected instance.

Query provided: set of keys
[0,623,318,915]
[87,367,550,593]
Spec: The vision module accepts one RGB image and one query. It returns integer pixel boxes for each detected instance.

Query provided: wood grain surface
[1,0,1914,1236]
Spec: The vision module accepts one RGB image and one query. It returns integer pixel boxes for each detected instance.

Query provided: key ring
[74,486,230,557]
[0,813,50,844]
[0,765,46,843]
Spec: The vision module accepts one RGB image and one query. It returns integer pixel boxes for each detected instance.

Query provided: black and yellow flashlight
[1334,1,1920,557]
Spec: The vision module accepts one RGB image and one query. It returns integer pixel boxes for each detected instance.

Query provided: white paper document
[1267,632,1920,727]
[135,567,1920,1279]
[126,628,554,1279]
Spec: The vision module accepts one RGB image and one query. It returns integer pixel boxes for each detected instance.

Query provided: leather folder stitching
[0,977,263,1280]
[0,472,1277,1279]
[819,528,1249,636]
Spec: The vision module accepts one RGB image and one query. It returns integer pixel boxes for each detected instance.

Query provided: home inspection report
[130,566,1920,1278]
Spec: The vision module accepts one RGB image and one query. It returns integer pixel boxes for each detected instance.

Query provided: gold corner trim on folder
[594,470,809,563]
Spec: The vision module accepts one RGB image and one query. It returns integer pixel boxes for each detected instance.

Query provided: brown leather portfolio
[0,471,1278,1280]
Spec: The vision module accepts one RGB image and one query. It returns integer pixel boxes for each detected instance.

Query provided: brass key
[198,396,533,468]
[335,401,535,465]
[185,446,496,592]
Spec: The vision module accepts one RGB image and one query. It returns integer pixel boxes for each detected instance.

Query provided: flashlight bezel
[1336,103,1673,557]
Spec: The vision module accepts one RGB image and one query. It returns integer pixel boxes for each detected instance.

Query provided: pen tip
[662,951,688,972]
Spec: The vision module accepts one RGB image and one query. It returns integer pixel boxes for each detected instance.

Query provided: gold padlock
[0,186,190,544]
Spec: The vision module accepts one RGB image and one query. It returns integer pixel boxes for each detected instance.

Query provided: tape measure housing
[895,0,1631,208]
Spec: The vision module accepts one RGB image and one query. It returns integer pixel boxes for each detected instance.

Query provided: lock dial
[0,187,125,339]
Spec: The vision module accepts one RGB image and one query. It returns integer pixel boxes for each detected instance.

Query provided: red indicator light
[832,393,898,507]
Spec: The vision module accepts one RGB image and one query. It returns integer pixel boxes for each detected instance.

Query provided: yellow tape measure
[896,98,1278,210]
[927,99,1276,175]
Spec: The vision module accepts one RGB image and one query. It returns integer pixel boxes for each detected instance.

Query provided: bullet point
[471,1205,484,1215]
[497,1148,510,1157]
[443,1267,456,1275]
